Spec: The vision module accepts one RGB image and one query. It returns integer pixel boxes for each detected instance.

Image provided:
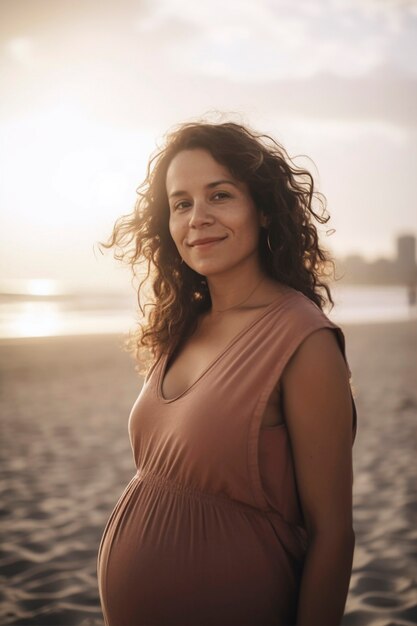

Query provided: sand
[0,321,416,626]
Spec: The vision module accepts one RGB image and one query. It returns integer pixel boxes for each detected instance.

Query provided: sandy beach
[0,320,416,626]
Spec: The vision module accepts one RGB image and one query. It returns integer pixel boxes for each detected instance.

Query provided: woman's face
[165,148,266,277]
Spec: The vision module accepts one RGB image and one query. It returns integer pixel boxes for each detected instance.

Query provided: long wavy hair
[99,119,337,377]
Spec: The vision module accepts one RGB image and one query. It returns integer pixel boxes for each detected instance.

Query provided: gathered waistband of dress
[134,468,296,523]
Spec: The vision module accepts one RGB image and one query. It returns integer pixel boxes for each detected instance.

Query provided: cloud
[131,0,417,80]
[0,0,416,129]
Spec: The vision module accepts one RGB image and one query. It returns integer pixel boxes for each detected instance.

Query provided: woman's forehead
[166,149,236,191]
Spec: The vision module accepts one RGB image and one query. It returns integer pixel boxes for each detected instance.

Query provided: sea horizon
[0,279,416,339]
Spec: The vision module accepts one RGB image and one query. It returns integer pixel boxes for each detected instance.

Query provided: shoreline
[0,315,415,346]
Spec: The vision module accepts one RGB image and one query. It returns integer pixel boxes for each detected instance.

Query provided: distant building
[397,235,416,284]
[335,233,417,285]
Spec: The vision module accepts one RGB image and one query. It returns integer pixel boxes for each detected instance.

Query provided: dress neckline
[157,286,296,404]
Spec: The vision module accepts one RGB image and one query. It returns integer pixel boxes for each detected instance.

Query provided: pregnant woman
[97,119,357,625]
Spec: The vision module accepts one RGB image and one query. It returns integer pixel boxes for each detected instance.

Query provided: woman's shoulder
[279,285,339,331]
[280,286,352,377]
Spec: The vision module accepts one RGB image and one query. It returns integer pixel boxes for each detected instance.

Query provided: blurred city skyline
[337,232,417,286]
[1,0,416,292]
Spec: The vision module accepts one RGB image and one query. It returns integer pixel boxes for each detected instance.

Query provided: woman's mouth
[190,237,227,249]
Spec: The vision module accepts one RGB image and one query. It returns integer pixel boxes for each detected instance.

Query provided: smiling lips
[190,237,227,247]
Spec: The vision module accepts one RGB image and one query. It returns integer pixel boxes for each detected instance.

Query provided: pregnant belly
[97,472,303,626]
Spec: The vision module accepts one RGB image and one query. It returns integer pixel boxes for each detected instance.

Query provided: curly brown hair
[99,119,336,377]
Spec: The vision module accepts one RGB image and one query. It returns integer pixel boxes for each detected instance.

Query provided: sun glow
[26,279,60,297]
[0,102,156,286]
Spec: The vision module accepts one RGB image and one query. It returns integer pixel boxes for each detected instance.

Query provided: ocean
[0,282,416,339]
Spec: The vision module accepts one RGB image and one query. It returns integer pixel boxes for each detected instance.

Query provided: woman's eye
[213,192,229,200]
[174,201,190,211]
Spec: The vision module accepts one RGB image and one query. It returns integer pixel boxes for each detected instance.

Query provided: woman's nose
[188,198,213,225]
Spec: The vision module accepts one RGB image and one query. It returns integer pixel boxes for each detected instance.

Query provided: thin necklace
[211,276,265,313]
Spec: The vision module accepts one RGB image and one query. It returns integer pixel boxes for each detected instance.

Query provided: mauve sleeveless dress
[97,286,357,626]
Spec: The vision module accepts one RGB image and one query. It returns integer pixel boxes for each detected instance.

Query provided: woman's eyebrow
[168,179,238,199]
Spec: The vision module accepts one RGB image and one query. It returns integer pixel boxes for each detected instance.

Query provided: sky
[0,0,416,293]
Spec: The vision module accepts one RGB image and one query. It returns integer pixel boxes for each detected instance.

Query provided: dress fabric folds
[97,286,358,626]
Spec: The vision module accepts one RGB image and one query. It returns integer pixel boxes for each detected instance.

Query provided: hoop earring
[267,230,275,254]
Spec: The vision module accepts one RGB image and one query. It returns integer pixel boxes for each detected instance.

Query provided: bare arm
[281,327,355,626]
